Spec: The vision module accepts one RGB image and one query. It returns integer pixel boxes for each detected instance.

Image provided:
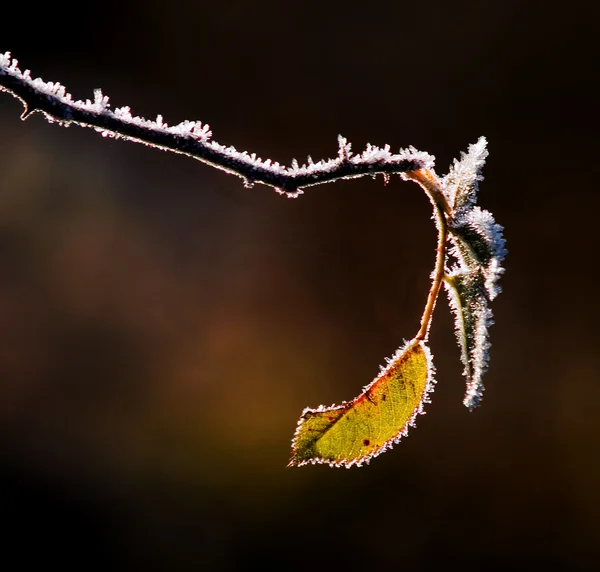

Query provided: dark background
[1,1,598,570]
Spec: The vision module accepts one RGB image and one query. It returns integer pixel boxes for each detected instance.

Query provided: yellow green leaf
[288,340,435,468]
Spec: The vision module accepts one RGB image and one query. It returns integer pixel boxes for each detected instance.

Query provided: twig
[0,52,436,198]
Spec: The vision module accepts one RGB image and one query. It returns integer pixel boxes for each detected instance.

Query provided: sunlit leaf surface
[289,340,434,468]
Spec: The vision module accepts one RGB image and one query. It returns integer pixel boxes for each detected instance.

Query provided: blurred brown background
[1,1,598,570]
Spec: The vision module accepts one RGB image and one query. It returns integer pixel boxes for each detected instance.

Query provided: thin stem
[417,201,447,341]
[403,169,449,342]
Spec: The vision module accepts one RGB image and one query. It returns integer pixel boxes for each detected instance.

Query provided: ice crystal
[442,136,489,213]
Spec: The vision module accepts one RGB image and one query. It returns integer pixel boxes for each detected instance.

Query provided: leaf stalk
[403,169,449,342]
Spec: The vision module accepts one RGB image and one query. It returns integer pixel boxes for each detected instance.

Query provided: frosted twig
[1,52,508,466]
[0,52,435,198]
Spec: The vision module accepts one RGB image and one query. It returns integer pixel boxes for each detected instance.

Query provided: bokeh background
[1,1,598,570]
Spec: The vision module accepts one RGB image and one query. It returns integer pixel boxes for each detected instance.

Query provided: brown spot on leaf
[363,439,370,446]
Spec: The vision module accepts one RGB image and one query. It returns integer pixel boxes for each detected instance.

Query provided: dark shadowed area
[1,1,598,570]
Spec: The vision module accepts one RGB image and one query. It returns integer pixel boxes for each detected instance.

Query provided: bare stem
[403,169,449,342]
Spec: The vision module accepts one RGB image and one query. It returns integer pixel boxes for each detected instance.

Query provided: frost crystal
[289,340,436,468]
[442,137,489,213]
